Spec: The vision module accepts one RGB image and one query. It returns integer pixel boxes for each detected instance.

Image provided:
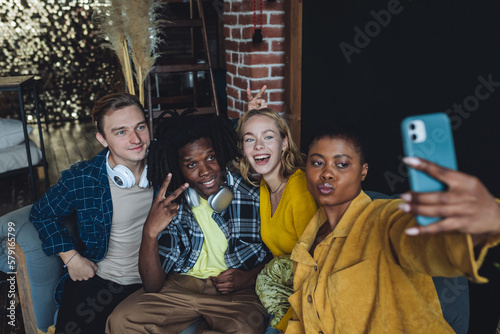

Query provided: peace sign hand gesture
[143,173,189,239]
[247,85,268,111]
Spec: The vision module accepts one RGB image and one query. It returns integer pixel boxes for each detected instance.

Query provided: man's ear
[96,132,108,148]
[361,163,369,181]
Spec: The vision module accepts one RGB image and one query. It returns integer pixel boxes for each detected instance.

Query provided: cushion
[0,140,42,174]
[0,118,33,149]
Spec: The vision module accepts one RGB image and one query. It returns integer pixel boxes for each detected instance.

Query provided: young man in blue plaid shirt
[31,93,153,333]
[107,112,271,334]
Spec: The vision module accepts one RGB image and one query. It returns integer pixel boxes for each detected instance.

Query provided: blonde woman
[236,106,317,332]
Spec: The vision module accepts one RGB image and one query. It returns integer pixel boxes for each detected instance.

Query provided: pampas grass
[94,0,133,95]
[123,0,162,105]
[94,0,161,105]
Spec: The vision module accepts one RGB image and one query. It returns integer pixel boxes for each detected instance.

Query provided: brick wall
[223,0,285,119]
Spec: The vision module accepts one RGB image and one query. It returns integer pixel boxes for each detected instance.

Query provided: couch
[0,205,199,334]
[0,199,470,334]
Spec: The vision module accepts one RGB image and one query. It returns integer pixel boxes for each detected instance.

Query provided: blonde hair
[235,108,305,185]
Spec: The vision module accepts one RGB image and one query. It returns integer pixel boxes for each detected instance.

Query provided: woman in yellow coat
[287,122,500,333]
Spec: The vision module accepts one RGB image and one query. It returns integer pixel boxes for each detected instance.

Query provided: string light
[0,0,122,121]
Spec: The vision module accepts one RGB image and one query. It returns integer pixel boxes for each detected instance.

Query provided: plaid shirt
[30,149,114,260]
[158,172,270,273]
[30,149,154,304]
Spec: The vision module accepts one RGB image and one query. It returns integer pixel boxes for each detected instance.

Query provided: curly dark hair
[147,109,241,193]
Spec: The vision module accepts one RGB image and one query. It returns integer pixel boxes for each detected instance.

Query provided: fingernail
[400,193,411,201]
[405,227,420,236]
[398,203,410,212]
[403,157,421,166]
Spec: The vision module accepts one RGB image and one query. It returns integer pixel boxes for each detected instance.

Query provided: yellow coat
[287,191,499,334]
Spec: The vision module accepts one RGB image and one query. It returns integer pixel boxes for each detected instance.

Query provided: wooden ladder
[147,0,219,135]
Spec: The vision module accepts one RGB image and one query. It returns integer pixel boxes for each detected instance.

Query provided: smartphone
[401,112,457,225]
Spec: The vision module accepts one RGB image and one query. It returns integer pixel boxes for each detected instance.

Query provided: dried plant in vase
[94,0,162,105]
[122,0,162,106]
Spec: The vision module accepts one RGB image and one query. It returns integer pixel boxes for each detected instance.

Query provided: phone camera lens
[411,134,417,141]
[409,123,416,130]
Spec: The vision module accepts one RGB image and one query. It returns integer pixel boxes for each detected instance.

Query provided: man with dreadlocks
[107,111,270,334]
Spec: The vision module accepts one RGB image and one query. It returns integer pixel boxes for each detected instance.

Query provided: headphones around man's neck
[185,171,234,213]
[106,151,149,189]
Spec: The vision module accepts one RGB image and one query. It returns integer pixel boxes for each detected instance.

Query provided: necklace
[269,180,284,194]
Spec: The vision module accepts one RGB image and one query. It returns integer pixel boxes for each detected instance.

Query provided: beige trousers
[106,273,268,334]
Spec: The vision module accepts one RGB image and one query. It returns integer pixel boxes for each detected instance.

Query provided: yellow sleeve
[276,307,294,331]
[377,199,500,283]
[287,170,318,240]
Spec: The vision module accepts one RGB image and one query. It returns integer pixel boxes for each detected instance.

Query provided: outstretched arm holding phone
[400,156,500,246]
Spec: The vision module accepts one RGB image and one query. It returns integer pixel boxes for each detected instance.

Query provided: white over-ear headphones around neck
[106,151,149,189]
[185,171,234,213]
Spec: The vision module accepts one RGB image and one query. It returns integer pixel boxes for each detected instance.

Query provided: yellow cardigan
[260,169,318,257]
[287,191,500,334]
[259,169,317,330]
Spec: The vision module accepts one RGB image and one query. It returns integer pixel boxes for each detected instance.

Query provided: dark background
[301,1,500,332]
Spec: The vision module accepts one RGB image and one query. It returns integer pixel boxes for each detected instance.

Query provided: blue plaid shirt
[31,149,114,260]
[30,149,154,304]
[158,173,270,273]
